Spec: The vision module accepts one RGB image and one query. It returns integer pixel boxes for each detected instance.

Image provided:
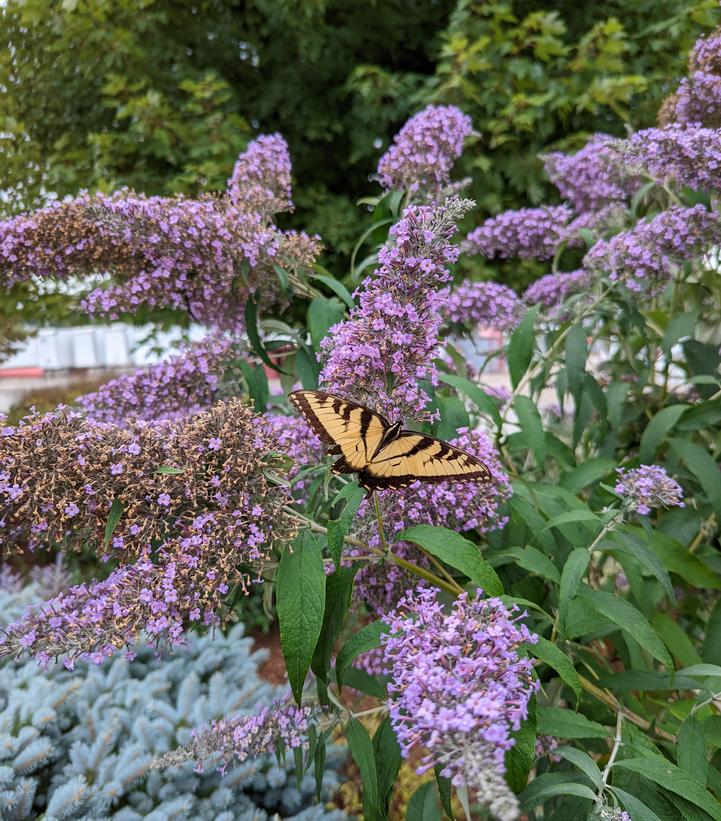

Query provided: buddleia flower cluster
[522,270,593,319]
[542,134,640,214]
[584,204,721,296]
[439,280,526,333]
[617,123,721,194]
[614,465,685,515]
[377,105,473,196]
[319,196,474,420]
[0,135,321,333]
[78,335,238,424]
[382,589,537,821]
[0,399,294,665]
[660,29,721,128]
[154,701,315,775]
[227,133,293,218]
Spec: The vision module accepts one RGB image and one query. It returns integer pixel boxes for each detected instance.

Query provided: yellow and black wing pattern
[288,390,491,493]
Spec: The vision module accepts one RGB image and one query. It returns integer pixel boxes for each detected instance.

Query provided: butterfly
[288,389,491,495]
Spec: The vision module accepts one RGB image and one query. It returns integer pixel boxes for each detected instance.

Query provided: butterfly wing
[288,390,389,471]
[360,432,491,492]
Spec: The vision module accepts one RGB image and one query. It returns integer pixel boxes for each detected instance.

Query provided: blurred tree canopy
[1,0,718,272]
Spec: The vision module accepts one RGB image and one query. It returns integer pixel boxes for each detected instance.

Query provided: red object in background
[0,367,45,378]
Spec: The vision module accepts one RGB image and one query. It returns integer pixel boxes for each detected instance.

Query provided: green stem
[374,493,388,553]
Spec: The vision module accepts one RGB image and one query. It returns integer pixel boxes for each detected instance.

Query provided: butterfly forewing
[288,390,388,470]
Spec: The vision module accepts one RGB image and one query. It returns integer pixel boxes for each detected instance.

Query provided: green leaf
[608,529,675,603]
[514,395,546,466]
[678,714,707,785]
[434,766,455,820]
[539,509,600,533]
[154,466,184,475]
[374,717,401,819]
[327,482,365,568]
[103,498,124,550]
[670,438,721,521]
[399,525,503,596]
[342,667,388,700]
[702,599,721,666]
[346,719,380,821]
[507,305,539,389]
[560,457,616,492]
[559,549,590,637]
[407,782,441,821]
[536,706,607,739]
[438,373,502,429]
[565,323,587,399]
[505,698,537,794]
[311,567,357,687]
[238,360,269,412]
[245,295,288,374]
[520,772,597,810]
[311,269,355,309]
[662,310,698,355]
[651,613,703,668]
[295,344,321,388]
[579,586,673,668]
[276,531,326,703]
[308,296,345,350]
[530,637,582,703]
[648,531,721,591]
[609,787,664,821]
[615,758,721,820]
[639,405,688,463]
[555,746,603,788]
[500,546,559,584]
[336,620,388,690]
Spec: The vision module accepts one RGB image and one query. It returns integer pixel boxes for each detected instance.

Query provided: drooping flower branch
[153,701,314,775]
[0,135,321,333]
[377,105,473,196]
[382,589,537,820]
[78,335,238,424]
[319,196,474,420]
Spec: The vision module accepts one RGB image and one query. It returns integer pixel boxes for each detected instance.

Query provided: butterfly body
[288,389,491,495]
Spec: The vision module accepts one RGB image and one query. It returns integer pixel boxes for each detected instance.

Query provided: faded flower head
[542,135,640,213]
[584,205,721,296]
[154,701,313,775]
[319,197,473,420]
[615,464,685,515]
[377,105,473,195]
[382,588,537,817]
[0,401,295,665]
[227,133,293,218]
[596,808,632,821]
[439,280,526,333]
[78,335,236,424]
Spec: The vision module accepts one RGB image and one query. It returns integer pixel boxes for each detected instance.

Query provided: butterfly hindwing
[359,432,491,492]
[288,390,388,471]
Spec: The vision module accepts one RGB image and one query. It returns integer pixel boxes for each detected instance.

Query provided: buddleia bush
[0,581,347,821]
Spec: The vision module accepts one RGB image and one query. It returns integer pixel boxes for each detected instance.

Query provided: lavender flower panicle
[153,701,313,775]
[319,197,474,420]
[227,134,293,218]
[78,335,236,424]
[377,105,473,195]
[614,465,685,515]
[439,280,526,333]
[542,135,640,213]
[584,204,721,296]
[522,270,592,319]
[382,589,537,818]
[618,124,721,193]
[463,205,574,261]
[659,31,721,128]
